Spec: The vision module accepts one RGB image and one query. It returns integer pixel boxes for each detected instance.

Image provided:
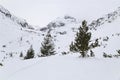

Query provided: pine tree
[24,45,35,59]
[70,20,91,57]
[40,31,55,57]
[20,52,23,58]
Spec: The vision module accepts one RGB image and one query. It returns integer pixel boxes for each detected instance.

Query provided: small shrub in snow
[103,36,109,41]
[113,54,120,58]
[103,52,107,58]
[103,50,120,58]
[107,54,112,58]
[3,56,6,59]
[9,53,13,57]
[2,59,4,62]
[20,37,23,41]
[0,63,3,66]
[58,31,67,35]
[2,45,6,48]
[117,50,120,55]
[62,52,69,55]
[69,42,77,53]
[89,39,100,49]
[111,50,120,58]
[24,45,35,59]
[103,53,112,58]
[90,50,95,57]
[20,52,23,58]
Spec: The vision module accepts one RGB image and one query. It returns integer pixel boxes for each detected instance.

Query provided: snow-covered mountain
[39,7,120,57]
[0,5,80,63]
[0,5,43,62]
[0,4,120,63]
[0,5,34,29]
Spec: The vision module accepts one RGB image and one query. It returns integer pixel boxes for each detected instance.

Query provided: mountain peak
[0,5,34,29]
[40,15,78,32]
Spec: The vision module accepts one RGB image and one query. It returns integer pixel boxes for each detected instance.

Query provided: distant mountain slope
[0,5,43,62]
[38,7,120,57]
[89,7,120,30]
[0,5,34,29]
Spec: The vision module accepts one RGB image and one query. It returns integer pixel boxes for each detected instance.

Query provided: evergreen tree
[40,31,55,57]
[20,52,23,58]
[70,20,91,57]
[24,45,35,59]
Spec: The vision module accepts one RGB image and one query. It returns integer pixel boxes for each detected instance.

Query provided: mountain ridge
[0,5,120,63]
[0,5,34,29]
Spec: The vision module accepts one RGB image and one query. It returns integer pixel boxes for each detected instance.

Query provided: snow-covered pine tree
[70,20,91,57]
[24,45,35,59]
[40,30,55,57]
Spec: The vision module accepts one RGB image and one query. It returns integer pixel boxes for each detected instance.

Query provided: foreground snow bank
[0,54,120,80]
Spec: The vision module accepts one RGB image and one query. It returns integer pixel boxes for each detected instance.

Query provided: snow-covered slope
[0,5,44,63]
[1,55,120,80]
[0,2,120,80]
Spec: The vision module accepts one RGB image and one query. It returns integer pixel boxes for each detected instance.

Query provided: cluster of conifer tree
[24,20,100,59]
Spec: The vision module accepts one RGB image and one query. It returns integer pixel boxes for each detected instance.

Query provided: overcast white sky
[0,0,120,27]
